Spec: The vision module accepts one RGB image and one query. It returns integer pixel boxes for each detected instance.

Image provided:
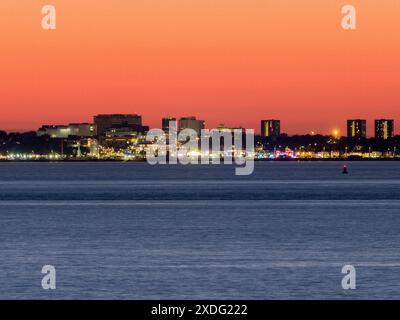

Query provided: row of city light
[2,147,398,161]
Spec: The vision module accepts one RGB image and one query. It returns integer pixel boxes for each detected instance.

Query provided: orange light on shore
[333,130,340,138]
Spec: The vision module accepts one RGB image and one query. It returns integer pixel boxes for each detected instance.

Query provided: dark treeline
[0,131,74,155]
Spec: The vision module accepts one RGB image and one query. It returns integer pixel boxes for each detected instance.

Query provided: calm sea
[1,161,400,299]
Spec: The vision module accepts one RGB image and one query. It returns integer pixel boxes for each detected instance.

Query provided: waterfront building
[375,119,394,140]
[99,125,149,150]
[37,123,95,138]
[261,120,280,138]
[347,119,367,138]
[94,114,142,137]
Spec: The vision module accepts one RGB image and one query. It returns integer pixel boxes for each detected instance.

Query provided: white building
[37,123,95,138]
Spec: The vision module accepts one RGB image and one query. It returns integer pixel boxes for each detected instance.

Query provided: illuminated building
[261,120,280,138]
[100,126,149,150]
[104,126,149,137]
[347,119,366,138]
[68,123,96,137]
[375,119,394,140]
[179,116,205,136]
[37,125,69,138]
[99,125,150,160]
[94,114,142,137]
[37,123,95,138]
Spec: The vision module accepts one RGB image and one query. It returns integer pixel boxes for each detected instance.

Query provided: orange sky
[0,0,399,135]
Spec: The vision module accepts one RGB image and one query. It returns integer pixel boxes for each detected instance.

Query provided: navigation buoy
[342,165,348,174]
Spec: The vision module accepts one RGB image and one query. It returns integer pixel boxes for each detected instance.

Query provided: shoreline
[1,158,400,163]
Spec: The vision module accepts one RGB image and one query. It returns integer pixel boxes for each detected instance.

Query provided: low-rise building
[37,123,95,138]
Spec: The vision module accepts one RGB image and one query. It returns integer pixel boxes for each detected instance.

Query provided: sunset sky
[0,0,399,135]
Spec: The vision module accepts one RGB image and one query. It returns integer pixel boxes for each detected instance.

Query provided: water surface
[0,161,399,299]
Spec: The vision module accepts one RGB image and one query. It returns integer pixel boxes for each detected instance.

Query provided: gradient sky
[0,0,399,135]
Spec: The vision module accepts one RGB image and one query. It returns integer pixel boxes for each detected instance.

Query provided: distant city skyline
[3,111,399,137]
[0,113,397,139]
